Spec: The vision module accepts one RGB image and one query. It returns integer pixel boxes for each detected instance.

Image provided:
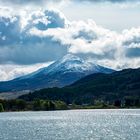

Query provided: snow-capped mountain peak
[0,54,114,92]
[17,53,113,79]
[60,53,83,63]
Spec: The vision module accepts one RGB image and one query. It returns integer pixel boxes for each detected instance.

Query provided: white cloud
[0,62,53,81]
[0,9,68,64]
[29,17,140,70]
[0,7,140,81]
[1,0,140,5]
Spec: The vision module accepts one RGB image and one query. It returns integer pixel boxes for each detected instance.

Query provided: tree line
[0,99,67,112]
[0,97,140,112]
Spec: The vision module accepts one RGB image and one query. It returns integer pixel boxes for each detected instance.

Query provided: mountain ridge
[19,67,140,105]
[0,54,114,92]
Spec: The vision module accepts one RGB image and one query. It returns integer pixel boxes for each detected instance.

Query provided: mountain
[19,68,140,104]
[0,54,114,92]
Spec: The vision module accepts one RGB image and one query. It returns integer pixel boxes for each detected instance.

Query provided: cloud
[29,18,140,70]
[0,9,68,64]
[0,0,139,5]
[0,62,52,81]
[0,0,56,5]
[121,28,140,58]
[0,7,140,81]
[0,0,68,8]
[74,0,140,2]
[30,17,140,69]
[30,20,117,57]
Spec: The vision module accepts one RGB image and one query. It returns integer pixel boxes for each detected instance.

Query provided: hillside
[0,54,113,92]
[19,68,140,105]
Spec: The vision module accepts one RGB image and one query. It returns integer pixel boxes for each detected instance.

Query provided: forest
[0,68,140,112]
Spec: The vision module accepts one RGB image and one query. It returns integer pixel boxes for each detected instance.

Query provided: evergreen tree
[0,103,4,112]
[49,101,55,110]
[33,99,42,111]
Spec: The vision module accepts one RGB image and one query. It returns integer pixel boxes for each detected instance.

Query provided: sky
[0,0,140,81]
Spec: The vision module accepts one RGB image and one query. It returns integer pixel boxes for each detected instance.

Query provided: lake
[0,109,140,140]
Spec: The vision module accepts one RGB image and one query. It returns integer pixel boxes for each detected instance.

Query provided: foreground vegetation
[0,99,68,112]
[18,68,140,108]
[0,98,140,112]
[0,68,140,112]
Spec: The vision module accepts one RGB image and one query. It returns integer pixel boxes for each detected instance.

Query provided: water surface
[0,109,140,140]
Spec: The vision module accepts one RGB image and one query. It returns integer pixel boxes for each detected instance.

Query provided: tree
[43,101,49,111]
[0,103,4,112]
[33,99,42,111]
[114,100,121,107]
[125,98,134,106]
[48,101,55,110]
[16,100,26,110]
[55,101,67,110]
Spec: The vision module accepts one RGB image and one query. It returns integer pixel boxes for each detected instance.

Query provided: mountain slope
[0,54,114,92]
[19,68,140,104]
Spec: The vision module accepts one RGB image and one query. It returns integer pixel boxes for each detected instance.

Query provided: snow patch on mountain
[17,53,114,80]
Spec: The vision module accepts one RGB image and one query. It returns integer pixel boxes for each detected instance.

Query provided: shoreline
[1,107,140,113]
